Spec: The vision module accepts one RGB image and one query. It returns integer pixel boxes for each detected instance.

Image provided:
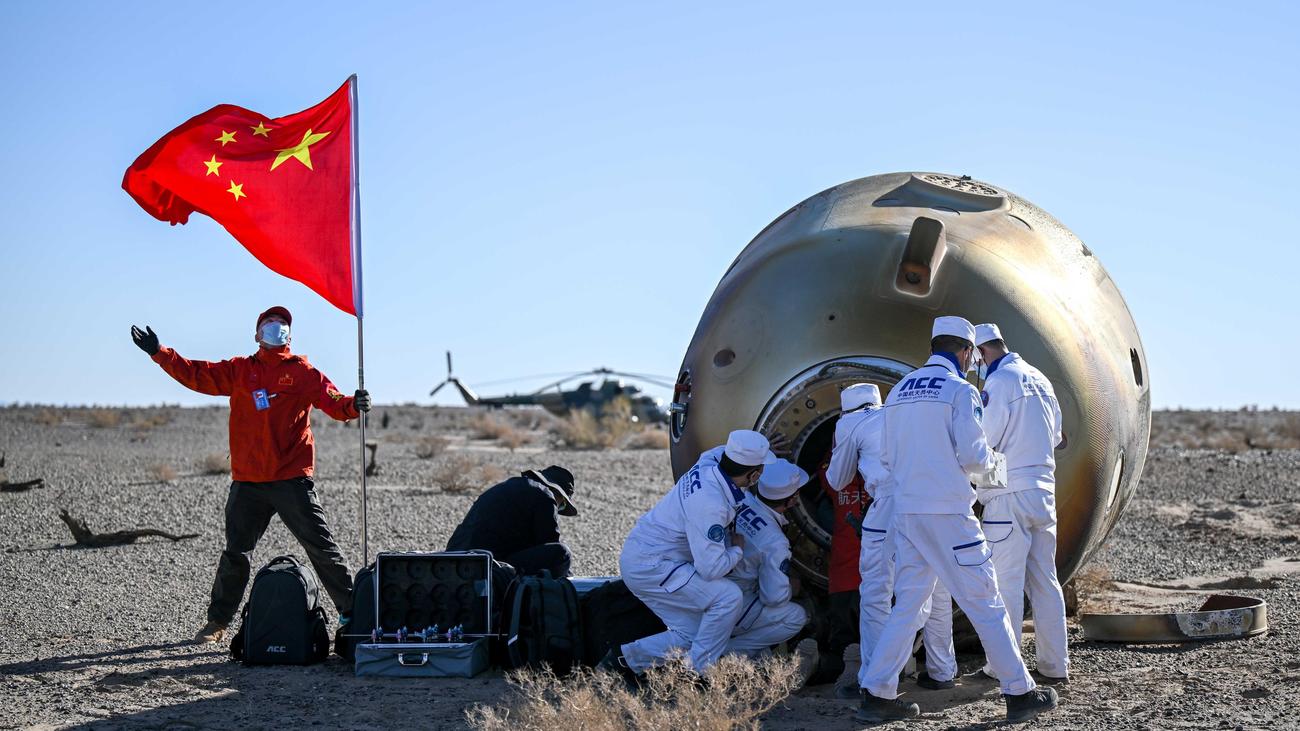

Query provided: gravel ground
[0,407,1297,730]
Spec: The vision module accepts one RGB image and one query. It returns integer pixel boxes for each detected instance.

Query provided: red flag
[124,80,357,314]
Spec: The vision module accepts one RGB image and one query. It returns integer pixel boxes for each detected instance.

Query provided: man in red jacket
[131,306,370,643]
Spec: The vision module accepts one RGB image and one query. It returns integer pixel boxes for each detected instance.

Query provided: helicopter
[429,352,672,423]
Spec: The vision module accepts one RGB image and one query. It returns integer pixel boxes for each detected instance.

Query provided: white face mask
[975,361,989,380]
[259,321,290,347]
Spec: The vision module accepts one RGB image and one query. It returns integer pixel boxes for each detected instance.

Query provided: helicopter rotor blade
[446,351,453,378]
[430,381,449,398]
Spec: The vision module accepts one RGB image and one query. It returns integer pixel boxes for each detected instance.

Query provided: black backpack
[334,563,376,662]
[231,555,330,665]
[504,572,583,673]
[579,579,666,666]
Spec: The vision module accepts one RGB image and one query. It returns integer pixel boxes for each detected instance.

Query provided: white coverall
[619,447,747,672]
[727,493,807,654]
[977,352,1069,679]
[860,354,1035,699]
[826,407,956,686]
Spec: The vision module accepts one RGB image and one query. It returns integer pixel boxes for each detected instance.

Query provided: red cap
[256,306,292,328]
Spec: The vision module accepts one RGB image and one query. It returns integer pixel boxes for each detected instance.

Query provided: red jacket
[152,345,358,482]
[819,463,869,594]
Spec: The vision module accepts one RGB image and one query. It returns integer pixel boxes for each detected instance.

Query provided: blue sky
[2,2,1296,409]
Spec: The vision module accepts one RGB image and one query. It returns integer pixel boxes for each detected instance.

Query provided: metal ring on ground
[1080,594,1268,643]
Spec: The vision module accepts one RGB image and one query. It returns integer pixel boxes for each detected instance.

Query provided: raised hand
[130,325,159,356]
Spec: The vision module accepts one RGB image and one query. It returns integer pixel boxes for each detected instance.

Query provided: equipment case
[352,551,496,678]
[355,637,489,678]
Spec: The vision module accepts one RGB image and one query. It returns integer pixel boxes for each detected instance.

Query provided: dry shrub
[414,435,450,459]
[200,453,229,475]
[466,654,800,731]
[1063,563,1115,616]
[469,412,530,448]
[431,453,505,493]
[150,463,179,483]
[87,409,123,428]
[626,428,670,451]
[555,398,637,450]
[34,409,63,426]
[133,410,173,429]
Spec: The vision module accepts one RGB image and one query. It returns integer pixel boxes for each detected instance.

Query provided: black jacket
[446,476,561,559]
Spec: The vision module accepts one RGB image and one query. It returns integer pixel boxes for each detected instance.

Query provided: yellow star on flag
[251,121,272,137]
[226,181,246,201]
[271,128,330,171]
[216,130,237,146]
[203,155,223,176]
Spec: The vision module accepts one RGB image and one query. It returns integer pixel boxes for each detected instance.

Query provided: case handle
[398,652,430,667]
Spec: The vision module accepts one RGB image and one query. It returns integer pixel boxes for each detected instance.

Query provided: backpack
[333,563,376,662]
[579,579,666,666]
[231,555,330,665]
[504,572,583,673]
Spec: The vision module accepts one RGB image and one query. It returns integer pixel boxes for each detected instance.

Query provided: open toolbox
[354,551,495,678]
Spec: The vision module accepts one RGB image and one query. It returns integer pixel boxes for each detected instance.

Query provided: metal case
[373,551,494,637]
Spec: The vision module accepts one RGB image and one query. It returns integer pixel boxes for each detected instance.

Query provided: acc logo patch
[707,524,726,543]
[779,558,790,574]
[981,390,989,407]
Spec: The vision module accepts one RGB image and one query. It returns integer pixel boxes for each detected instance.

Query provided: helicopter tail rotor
[429,351,481,405]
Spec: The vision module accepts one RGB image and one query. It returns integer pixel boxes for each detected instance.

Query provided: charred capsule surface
[669,172,1150,587]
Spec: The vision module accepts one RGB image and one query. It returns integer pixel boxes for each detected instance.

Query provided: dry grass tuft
[626,428,670,450]
[200,453,228,475]
[466,654,800,731]
[150,463,179,483]
[34,409,64,426]
[469,412,531,449]
[86,409,123,428]
[1063,563,1116,616]
[430,453,505,493]
[414,435,451,460]
[555,398,669,450]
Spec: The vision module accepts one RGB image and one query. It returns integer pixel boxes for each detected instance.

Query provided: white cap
[723,430,778,467]
[757,459,808,500]
[840,383,881,412]
[932,316,976,344]
[975,323,1002,346]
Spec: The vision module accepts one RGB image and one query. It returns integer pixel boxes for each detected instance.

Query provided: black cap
[525,465,577,517]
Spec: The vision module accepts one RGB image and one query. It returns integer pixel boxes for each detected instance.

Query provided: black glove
[131,325,160,356]
[354,389,371,413]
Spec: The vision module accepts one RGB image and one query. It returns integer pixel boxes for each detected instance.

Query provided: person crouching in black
[446,466,577,577]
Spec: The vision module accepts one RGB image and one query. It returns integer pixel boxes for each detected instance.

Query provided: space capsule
[668,172,1150,588]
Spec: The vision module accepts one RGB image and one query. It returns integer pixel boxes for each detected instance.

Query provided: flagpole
[348,73,369,566]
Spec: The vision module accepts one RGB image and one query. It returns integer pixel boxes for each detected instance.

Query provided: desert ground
[1,406,1298,730]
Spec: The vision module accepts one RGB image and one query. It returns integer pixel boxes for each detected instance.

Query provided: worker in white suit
[973,322,1069,684]
[603,430,777,682]
[727,460,810,655]
[826,383,957,693]
[855,316,1058,725]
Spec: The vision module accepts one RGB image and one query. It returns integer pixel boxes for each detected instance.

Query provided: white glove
[971,452,1008,490]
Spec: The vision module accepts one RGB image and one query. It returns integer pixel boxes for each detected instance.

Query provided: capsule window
[1130,348,1143,387]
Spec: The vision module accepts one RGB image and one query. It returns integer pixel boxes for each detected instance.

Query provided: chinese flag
[123,79,357,314]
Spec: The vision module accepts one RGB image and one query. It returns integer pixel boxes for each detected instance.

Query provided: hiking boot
[1032,670,1069,686]
[834,682,862,700]
[916,672,956,690]
[598,648,642,690]
[1004,686,1059,723]
[855,689,920,724]
[804,655,845,686]
[193,620,227,644]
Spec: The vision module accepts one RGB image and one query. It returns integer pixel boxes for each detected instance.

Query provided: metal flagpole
[348,73,369,565]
